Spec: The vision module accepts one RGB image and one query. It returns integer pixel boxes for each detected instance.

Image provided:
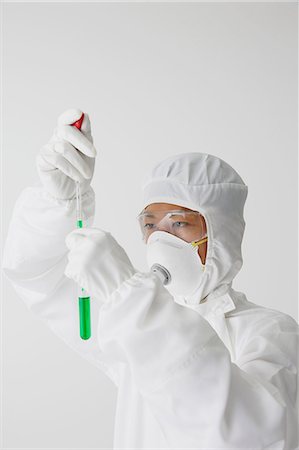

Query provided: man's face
[143,203,207,265]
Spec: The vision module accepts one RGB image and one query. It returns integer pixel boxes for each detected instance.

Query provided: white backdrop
[2,2,298,449]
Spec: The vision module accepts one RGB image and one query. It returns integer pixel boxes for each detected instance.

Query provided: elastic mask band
[191,236,208,248]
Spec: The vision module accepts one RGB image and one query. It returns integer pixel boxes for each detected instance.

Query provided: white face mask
[146,231,207,299]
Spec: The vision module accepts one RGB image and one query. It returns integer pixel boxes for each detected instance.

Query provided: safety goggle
[137,209,208,246]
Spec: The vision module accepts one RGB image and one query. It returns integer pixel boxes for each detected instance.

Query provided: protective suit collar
[173,282,236,317]
[194,285,236,317]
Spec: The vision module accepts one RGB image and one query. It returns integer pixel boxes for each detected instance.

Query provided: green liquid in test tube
[72,113,91,340]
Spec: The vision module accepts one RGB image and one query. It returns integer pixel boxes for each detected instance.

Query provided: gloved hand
[36,108,97,200]
[65,228,136,302]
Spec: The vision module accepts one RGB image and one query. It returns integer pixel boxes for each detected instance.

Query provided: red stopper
[71,113,84,130]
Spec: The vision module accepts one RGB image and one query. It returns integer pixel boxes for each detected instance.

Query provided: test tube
[71,113,91,340]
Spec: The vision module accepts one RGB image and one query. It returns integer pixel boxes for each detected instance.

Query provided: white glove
[64,228,136,302]
[36,108,97,200]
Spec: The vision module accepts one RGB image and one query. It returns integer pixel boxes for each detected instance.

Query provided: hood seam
[142,178,248,189]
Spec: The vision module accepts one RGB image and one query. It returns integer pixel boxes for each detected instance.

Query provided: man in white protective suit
[3,109,298,449]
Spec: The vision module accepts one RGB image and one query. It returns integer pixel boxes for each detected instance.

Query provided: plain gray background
[2,2,298,449]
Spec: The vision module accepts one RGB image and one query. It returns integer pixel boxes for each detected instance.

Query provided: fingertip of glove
[58,108,83,126]
[56,125,97,158]
[89,144,97,158]
[83,171,93,180]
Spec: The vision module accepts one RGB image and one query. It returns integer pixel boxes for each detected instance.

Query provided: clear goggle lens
[137,209,208,245]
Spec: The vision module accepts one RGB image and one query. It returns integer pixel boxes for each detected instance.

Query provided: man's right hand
[36,108,97,200]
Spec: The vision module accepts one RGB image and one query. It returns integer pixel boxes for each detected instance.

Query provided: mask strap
[191,236,208,248]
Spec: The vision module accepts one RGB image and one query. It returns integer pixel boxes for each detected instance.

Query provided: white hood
[140,152,248,304]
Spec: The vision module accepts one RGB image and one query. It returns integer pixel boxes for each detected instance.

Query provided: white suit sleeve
[2,185,119,385]
[98,272,298,449]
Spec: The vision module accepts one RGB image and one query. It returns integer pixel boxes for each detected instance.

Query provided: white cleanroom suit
[3,113,298,449]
